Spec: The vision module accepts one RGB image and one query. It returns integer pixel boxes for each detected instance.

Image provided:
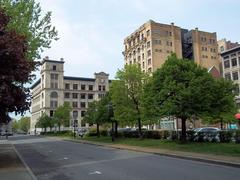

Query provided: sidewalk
[0,142,35,180]
[54,137,240,168]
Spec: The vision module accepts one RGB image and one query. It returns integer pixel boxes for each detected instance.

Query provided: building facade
[30,57,110,134]
[218,39,239,53]
[221,46,240,105]
[123,20,220,75]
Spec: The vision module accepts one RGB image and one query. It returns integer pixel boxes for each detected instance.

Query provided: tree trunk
[181,117,187,143]
[137,116,142,139]
[220,118,223,130]
[58,124,60,132]
[97,123,100,137]
[44,127,46,133]
[114,121,118,138]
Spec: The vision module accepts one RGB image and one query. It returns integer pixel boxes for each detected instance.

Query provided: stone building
[221,46,240,106]
[30,57,109,134]
[123,20,220,76]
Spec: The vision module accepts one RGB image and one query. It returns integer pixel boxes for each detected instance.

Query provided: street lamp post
[107,103,114,142]
[73,111,78,138]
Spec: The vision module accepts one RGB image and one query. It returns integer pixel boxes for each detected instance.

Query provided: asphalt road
[9,135,240,180]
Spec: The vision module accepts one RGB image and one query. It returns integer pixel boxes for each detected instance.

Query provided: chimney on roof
[195,27,198,31]
[60,58,64,61]
[45,56,49,60]
[171,22,174,26]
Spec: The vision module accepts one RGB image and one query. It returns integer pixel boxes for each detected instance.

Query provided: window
[73,84,78,90]
[80,102,86,108]
[142,62,145,68]
[65,83,70,89]
[231,53,236,57]
[50,74,58,80]
[50,91,58,98]
[224,73,231,80]
[50,101,58,108]
[142,45,144,51]
[146,30,150,36]
[51,82,58,89]
[148,67,152,72]
[142,53,144,59]
[81,84,86,90]
[64,92,70,98]
[89,85,93,91]
[232,72,238,80]
[81,111,86,117]
[148,59,151,65]
[224,56,229,60]
[235,85,240,95]
[153,39,161,45]
[137,48,140,53]
[103,86,106,91]
[72,93,78,99]
[224,60,230,69]
[98,94,105,99]
[232,58,237,67]
[72,102,78,108]
[147,50,151,57]
[42,92,44,98]
[88,94,94,99]
[53,65,56,71]
[80,93,86,99]
[98,85,101,91]
[147,41,151,48]
[220,46,224,52]
[138,56,141,61]
[73,111,78,118]
[50,110,54,117]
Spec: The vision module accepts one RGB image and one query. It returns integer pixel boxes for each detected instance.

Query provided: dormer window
[53,65,56,71]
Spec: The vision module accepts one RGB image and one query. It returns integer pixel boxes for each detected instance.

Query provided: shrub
[100,129,108,136]
[234,130,240,144]
[219,131,233,143]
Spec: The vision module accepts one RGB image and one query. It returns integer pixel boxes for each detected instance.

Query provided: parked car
[77,127,89,137]
[193,127,220,142]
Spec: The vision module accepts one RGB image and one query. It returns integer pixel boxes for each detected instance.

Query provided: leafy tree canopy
[0,0,59,60]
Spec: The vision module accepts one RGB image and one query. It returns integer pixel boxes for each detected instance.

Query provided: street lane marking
[89,171,102,175]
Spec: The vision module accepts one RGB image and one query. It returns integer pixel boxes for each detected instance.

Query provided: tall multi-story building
[220,46,240,105]
[123,20,220,75]
[30,57,110,134]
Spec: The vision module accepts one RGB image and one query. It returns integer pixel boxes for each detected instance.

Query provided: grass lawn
[83,136,240,157]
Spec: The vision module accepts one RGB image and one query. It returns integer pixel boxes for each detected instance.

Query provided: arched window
[50,91,58,98]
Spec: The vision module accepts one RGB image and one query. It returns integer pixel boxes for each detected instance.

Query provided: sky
[11,0,240,119]
[36,0,240,80]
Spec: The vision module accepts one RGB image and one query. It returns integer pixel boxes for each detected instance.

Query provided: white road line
[12,144,38,180]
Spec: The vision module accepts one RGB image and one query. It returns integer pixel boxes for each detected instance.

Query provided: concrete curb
[63,138,240,168]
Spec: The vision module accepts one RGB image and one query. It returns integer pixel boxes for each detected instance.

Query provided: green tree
[83,94,111,137]
[143,54,222,142]
[53,102,72,132]
[0,0,58,123]
[0,0,59,60]
[18,116,30,133]
[12,119,19,133]
[110,64,149,138]
[203,78,237,129]
[36,113,51,133]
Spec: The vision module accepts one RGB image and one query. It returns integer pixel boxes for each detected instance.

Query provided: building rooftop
[221,46,240,56]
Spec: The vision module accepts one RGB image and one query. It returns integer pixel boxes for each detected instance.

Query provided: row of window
[223,58,240,69]
[223,52,240,60]
[64,93,94,99]
[225,71,239,81]
[49,110,86,118]
[65,83,93,90]
[200,37,216,44]
[201,47,216,52]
